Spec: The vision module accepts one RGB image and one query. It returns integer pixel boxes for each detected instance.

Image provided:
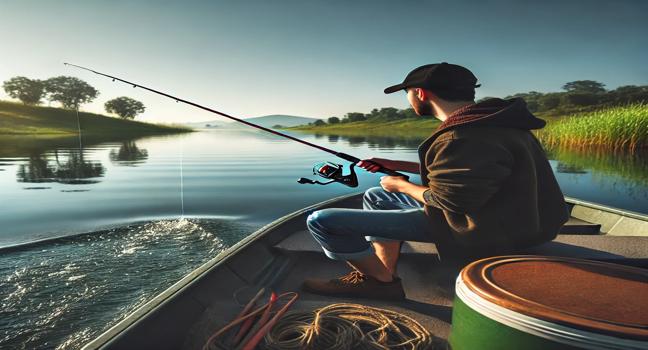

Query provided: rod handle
[379,168,410,179]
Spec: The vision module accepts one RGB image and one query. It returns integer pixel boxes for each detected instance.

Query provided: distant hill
[185,114,321,129]
[183,120,231,129]
[244,115,321,128]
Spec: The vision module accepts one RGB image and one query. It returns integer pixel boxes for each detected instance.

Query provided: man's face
[406,88,434,116]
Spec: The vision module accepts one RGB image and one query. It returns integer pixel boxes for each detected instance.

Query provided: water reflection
[556,163,587,174]
[316,133,424,149]
[109,141,149,166]
[545,146,648,187]
[17,150,105,185]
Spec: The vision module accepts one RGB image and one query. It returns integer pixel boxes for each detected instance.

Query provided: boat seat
[559,217,602,234]
[275,231,648,266]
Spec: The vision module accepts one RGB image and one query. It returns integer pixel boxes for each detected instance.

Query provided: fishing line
[179,135,185,220]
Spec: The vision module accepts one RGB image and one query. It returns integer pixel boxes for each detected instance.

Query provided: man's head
[385,63,480,116]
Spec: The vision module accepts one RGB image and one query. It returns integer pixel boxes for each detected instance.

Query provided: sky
[1,0,647,123]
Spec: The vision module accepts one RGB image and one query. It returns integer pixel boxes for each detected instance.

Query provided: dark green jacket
[417,98,568,257]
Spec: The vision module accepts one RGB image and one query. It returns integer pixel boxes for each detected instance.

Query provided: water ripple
[0,218,255,350]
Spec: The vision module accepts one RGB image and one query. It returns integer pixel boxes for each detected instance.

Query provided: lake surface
[1,129,647,349]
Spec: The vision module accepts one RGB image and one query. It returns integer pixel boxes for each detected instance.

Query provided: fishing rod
[64,63,409,187]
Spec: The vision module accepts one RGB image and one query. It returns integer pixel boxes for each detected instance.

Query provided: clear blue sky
[1,0,647,123]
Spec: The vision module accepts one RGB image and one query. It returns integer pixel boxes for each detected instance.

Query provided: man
[302,63,568,300]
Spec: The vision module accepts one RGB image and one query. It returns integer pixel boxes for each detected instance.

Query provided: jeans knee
[306,209,332,233]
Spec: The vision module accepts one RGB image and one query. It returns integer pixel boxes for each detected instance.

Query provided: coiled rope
[262,303,433,350]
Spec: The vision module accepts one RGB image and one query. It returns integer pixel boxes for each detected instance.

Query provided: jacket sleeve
[423,138,513,214]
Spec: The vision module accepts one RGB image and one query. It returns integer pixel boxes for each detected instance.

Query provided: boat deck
[181,231,648,349]
[183,249,456,349]
[84,194,648,350]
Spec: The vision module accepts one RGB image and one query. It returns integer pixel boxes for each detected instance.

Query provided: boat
[81,193,648,350]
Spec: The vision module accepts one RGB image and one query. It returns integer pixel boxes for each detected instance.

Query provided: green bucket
[449,256,648,350]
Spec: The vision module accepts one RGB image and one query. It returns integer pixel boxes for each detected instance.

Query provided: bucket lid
[458,256,648,341]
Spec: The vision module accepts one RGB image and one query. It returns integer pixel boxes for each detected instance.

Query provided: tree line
[310,107,423,126]
[308,80,648,126]
[494,80,648,114]
[2,76,145,120]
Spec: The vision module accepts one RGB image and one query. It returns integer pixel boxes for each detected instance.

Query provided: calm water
[1,130,647,349]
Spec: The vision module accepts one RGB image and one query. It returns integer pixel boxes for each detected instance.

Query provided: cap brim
[384,83,407,94]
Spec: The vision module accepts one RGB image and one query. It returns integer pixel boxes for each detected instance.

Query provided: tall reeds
[537,103,648,152]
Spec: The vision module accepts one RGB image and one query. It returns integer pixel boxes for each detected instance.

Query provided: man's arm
[358,158,420,174]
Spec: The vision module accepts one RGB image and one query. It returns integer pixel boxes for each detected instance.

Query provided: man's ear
[417,88,431,101]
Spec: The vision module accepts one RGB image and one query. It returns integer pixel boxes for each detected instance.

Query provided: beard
[414,99,434,116]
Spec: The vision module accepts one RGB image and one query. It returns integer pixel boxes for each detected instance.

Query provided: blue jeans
[306,187,434,260]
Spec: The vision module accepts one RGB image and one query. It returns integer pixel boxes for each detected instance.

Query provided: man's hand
[380,176,409,193]
[357,158,393,173]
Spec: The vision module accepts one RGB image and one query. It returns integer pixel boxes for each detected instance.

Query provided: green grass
[536,103,648,151]
[288,118,441,138]
[0,100,191,136]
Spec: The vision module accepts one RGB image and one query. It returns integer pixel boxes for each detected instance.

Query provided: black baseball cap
[384,62,481,94]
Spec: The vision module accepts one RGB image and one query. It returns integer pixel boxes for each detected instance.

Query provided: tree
[562,80,606,94]
[563,92,600,106]
[608,85,648,104]
[399,108,419,119]
[377,107,400,120]
[476,96,499,103]
[328,116,340,124]
[105,97,146,119]
[345,112,367,122]
[538,93,562,111]
[44,76,99,110]
[503,91,545,112]
[3,76,45,105]
[313,119,326,126]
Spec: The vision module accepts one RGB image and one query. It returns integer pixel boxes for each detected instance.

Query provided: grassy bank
[288,118,440,138]
[536,103,648,151]
[0,100,190,136]
[290,104,647,151]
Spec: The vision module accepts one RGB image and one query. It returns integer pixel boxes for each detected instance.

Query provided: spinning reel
[298,161,358,188]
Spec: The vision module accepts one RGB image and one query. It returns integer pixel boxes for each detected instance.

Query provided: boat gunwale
[565,196,648,221]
